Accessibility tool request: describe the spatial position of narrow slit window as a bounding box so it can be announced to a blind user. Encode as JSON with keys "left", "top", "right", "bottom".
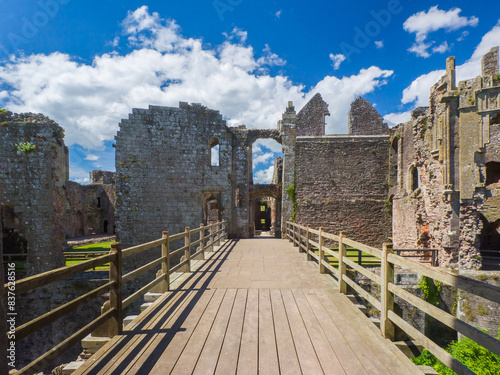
{"left": 210, "top": 138, "right": 220, "bottom": 167}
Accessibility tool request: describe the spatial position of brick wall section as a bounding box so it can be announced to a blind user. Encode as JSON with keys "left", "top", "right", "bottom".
{"left": 0, "top": 112, "right": 68, "bottom": 274}
{"left": 348, "top": 97, "right": 389, "bottom": 136}
{"left": 294, "top": 136, "right": 391, "bottom": 247}
{"left": 295, "top": 93, "right": 329, "bottom": 136}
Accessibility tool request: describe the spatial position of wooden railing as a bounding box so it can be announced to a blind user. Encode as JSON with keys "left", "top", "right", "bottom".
{"left": 3, "top": 221, "right": 227, "bottom": 375}
{"left": 285, "top": 221, "right": 500, "bottom": 375}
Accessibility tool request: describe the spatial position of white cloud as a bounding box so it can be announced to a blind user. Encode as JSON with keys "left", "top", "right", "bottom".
{"left": 253, "top": 152, "right": 274, "bottom": 168}
{"left": 404, "top": 6, "right": 478, "bottom": 58}
{"left": 385, "top": 22, "right": 500, "bottom": 120}
{"left": 84, "top": 154, "right": 100, "bottom": 161}
{"left": 254, "top": 165, "right": 274, "bottom": 184}
{"left": 375, "top": 41, "right": 384, "bottom": 49}
{"left": 257, "top": 44, "right": 286, "bottom": 68}
{"left": 329, "top": 53, "right": 346, "bottom": 70}
{"left": 72, "top": 177, "right": 90, "bottom": 184}
{"left": 275, "top": 10, "right": 282, "bottom": 19}
{"left": 457, "top": 30, "right": 469, "bottom": 42}
{"left": 254, "top": 139, "right": 282, "bottom": 153}
{"left": 223, "top": 27, "right": 248, "bottom": 44}
{"left": 384, "top": 110, "right": 412, "bottom": 127}
{"left": 0, "top": 6, "right": 394, "bottom": 150}
{"left": 432, "top": 41, "right": 450, "bottom": 54}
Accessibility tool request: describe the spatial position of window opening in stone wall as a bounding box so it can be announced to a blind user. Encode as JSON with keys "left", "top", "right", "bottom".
{"left": 486, "top": 162, "right": 500, "bottom": 188}
{"left": 97, "top": 197, "right": 101, "bottom": 208}
{"left": 210, "top": 137, "right": 220, "bottom": 167}
{"left": 254, "top": 200, "right": 271, "bottom": 231}
{"left": 479, "top": 214, "right": 500, "bottom": 270}
{"left": 491, "top": 113, "right": 500, "bottom": 125}
{"left": 1, "top": 206, "right": 28, "bottom": 276}
{"left": 103, "top": 220, "right": 109, "bottom": 234}
{"left": 407, "top": 165, "right": 419, "bottom": 193}
{"left": 252, "top": 139, "right": 283, "bottom": 184}
{"left": 389, "top": 137, "right": 398, "bottom": 187}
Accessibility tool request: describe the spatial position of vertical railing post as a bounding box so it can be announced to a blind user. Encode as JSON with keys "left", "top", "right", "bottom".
{"left": 288, "top": 222, "right": 292, "bottom": 242}
{"left": 161, "top": 231, "right": 170, "bottom": 292}
{"left": 338, "top": 232, "right": 347, "bottom": 294}
{"left": 200, "top": 224, "right": 205, "bottom": 260}
{"left": 185, "top": 227, "right": 191, "bottom": 272}
{"left": 319, "top": 227, "right": 325, "bottom": 274}
{"left": 293, "top": 223, "right": 298, "bottom": 247}
{"left": 109, "top": 242, "right": 123, "bottom": 336}
{"left": 210, "top": 224, "right": 214, "bottom": 252}
{"left": 306, "top": 225, "right": 312, "bottom": 261}
{"left": 216, "top": 222, "right": 221, "bottom": 246}
{"left": 381, "top": 242, "right": 395, "bottom": 340}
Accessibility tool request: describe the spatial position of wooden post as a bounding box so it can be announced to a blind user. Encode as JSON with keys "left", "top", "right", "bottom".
{"left": 319, "top": 227, "right": 325, "bottom": 274}
{"left": 185, "top": 227, "right": 191, "bottom": 272}
{"left": 200, "top": 224, "right": 205, "bottom": 260}
{"left": 109, "top": 242, "right": 123, "bottom": 336}
{"left": 210, "top": 225, "right": 214, "bottom": 252}
{"left": 381, "top": 242, "right": 395, "bottom": 340}
{"left": 306, "top": 225, "right": 312, "bottom": 261}
{"left": 338, "top": 232, "right": 347, "bottom": 294}
{"left": 293, "top": 223, "right": 297, "bottom": 247}
{"left": 287, "top": 222, "right": 292, "bottom": 242}
{"left": 216, "top": 222, "right": 221, "bottom": 246}
{"left": 162, "top": 231, "right": 170, "bottom": 292}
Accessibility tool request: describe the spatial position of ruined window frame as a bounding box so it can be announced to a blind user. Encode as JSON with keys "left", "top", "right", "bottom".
{"left": 209, "top": 137, "right": 220, "bottom": 167}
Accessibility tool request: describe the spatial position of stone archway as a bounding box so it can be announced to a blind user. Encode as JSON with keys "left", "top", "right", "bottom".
{"left": 249, "top": 185, "right": 282, "bottom": 238}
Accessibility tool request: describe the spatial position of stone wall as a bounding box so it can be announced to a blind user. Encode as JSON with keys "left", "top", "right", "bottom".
{"left": 0, "top": 111, "right": 68, "bottom": 274}
{"left": 348, "top": 97, "right": 389, "bottom": 136}
{"left": 65, "top": 173, "right": 115, "bottom": 238}
{"left": 295, "top": 93, "right": 329, "bottom": 137}
{"left": 294, "top": 135, "right": 391, "bottom": 247}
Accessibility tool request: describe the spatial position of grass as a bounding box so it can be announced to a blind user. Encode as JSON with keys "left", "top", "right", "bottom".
{"left": 313, "top": 247, "right": 380, "bottom": 268}
{"left": 65, "top": 241, "right": 113, "bottom": 269}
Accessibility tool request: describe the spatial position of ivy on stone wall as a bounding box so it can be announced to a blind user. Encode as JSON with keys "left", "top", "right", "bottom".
{"left": 286, "top": 173, "right": 297, "bottom": 222}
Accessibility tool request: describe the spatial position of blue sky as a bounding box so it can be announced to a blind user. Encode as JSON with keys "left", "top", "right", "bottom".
{"left": 0, "top": 0, "right": 499, "bottom": 183}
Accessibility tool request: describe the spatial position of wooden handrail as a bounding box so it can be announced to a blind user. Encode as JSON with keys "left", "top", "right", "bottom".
{"left": 285, "top": 220, "right": 500, "bottom": 375}
{"left": 4, "top": 220, "right": 228, "bottom": 375}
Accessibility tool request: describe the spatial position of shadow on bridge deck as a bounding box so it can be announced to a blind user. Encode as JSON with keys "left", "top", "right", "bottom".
{"left": 74, "top": 238, "right": 421, "bottom": 375}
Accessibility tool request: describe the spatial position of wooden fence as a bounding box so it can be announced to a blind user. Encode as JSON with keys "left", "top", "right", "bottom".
{"left": 286, "top": 221, "right": 500, "bottom": 375}
{"left": 2, "top": 221, "right": 227, "bottom": 375}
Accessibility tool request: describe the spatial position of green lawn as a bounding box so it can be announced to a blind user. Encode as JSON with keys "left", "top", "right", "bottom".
{"left": 65, "top": 241, "right": 112, "bottom": 269}
{"left": 313, "top": 248, "right": 381, "bottom": 268}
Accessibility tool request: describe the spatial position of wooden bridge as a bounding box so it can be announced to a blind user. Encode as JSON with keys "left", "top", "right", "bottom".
{"left": 4, "top": 222, "right": 500, "bottom": 375}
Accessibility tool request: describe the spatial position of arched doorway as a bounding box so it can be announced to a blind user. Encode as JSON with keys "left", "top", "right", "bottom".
{"left": 249, "top": 186, "right": 282, "bottom": 238}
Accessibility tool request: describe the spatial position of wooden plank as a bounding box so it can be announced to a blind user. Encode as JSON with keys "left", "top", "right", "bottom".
{"left": 302, "top": 290, "right": 368, "bottom": 375}
{"left": 170, "top": 259, "right": 189, "bottom": 273}
{"left": 17, "top": 308, "right": 115, "bottom": 375}
{"left": 16, "top": 281, "right": 113, "bottom": 342}
{"left": 77, "top": 287, "right": 196, "bottom": 374}
{"left": 292, "top": 289, "right": 347, "bottom": 374}
{"left": 388, "top": 311, "right": 475, "bottom": 375}
{"left": 387, "top": 253, "right": 500, "bottom": 305}
{"left": 95, "top": 289, "right": 197, "bottom": 375}
{"left": 322, "top": 260, "right": 340, "bottom": 279}
{"left": 322, "top": 246, "right": 340, "bottom": 260}
{"left": 322, "top": 231, "right": 340, "bottom": 242}
{"left": 169, "top": 245, "right": 189, "bottom": 258}
{"left": 169, "top": 289, "right": 227, "bottom": 375}
{"left": 122, "top": 289, "right": 216, "bottom": 375}
{"left": 215, "top": 289, "right": 248, "bottom": 375}
{"left": 258, "top": 289, "right": 280, "bottom": 375}
{"left": 168, "top": 232, "right": 188, "bottom": 242}
{"left": 281, "top": 289, "right": 324, "bottom": 375}
{"left": 269, "top": 290, "right": 301, "bottom": 375}
{"left": 237, "top": 289, "right": 259, "bottom": 375}
{"left": 335, "top": 292, "right": 423, "bottom": 375}
{"left": 4, "top": 253, "right": 114, "bottom": 298}
{"left": 192, "top": 289, "right": 238, "bottom": 375}
{"left": 327, "top": 290, "right": 423, "bottom": 375}
{"left": 342, "top": 238, "right": 382, "bottom": 258}
{"left": 122, "top": 238, "right": 165, "bottom": 259}
{"left": 122, "top": 256, "right": 165, "bottom": 284}
{"left": 313, "top": 290, "right": 391, "bottom": 375}
{"left": 389, "top": 283, "right": 500, "bottom": 356}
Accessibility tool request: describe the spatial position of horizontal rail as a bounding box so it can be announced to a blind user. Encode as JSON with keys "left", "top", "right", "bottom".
{"left": 387, "top": 253, "right": 500, "bottom": 305}
{"left": 169, "top": 232, "right": 188, "bottom": 242}
{"left": 343, "top": 275, "right": 382, "bottom": 311}
{"left": 342, "top": 237, "right": 382, "bottom": 258}
{"left": 170, "top": 245, "right": 189, "bottom": 258}
{"left": 122, "top": 238, "right": 165, "bottom": 258}
{"left": 122, "top": 257, "right": 166, "bottom": 284}
{"left": 343, "top": 256, "right": 381, "bottom": 284}
{"left": 322, "top": 231, "right": 339, "bottom": 242}
{"left": 17, "top": 308, "right": 116, "bottom": 375}
{"left": 15, "top": 281, "right": 114, "bottom": 342}
{"left": 170, "top": 259, "right": 190, "bottom": 273}
{"left": 3, "top": 253, "right": 115, "bottom": 298}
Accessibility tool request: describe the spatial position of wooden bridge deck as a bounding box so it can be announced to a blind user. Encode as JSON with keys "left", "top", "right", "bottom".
{"left": 74, "top": 238, "right": 422, "bottom": 375}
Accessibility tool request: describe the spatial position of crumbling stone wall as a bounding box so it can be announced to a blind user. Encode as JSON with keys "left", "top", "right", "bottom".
{"left": 65, "top": 172, "right": 115, "bottom": 238}
{"left": 295, "top": 93, "right": 330, "bottom": 136}
{"left": 115, "top": 103, "right": 246, "bottom": 251}
{"left": 348, "top": 97, "right": 389, "bottom": 136}
{"left": 0, "top": 111, "right": 68, "bottom": 274}
{"left": 294, "top": 135, "right": 391, "bottom": 247}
